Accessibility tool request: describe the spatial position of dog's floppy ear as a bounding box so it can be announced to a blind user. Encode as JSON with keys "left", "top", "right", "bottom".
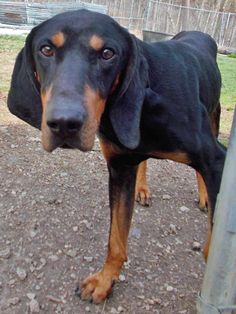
{"left": 7, "top": 28, "right": 42, "bottom": 129}
{"left": 109, "top": 36, "right": 148, "bottom": 149}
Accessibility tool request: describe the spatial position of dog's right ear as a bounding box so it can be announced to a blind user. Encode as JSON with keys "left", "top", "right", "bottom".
{"left": 7, "top": 29, "right": 42, "bottom": 129}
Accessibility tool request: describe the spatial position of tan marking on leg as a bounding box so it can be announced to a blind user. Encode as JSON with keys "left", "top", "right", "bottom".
{"left": 80, "top": 139, "right": 134, "bottom": 303}
{"left": 203, "top": 206, "right": 212, "bottom": 261}
{"left": 196, "top": 171, "right": 208, "bottom": 210}
{"left": 80, "top": 194, "right": 131, "bottom": 303}
{"left": 105, "top": 195, "right": 129, "bottom": 272}
{"left": 51, "top": 32, "right": 65, "bottom": 48}
{"left": 89, "top": 35, "right": 104, "bottom": 50}
{"left": 135, "top": 160, "right": 151, "bottom": 206}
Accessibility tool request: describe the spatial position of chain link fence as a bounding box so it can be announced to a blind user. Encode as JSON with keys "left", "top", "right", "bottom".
{"left": 145, "top": 1, "right": 236, "bottom": 50}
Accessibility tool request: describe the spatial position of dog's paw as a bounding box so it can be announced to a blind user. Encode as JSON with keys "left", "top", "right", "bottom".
{"left": 197, "top": 198, "right": 208, "bottom": 212}
{"left": 135, "top": 185, "right": 151, "bottom": 206}
{"left": 76, "top": 271, "right": 116, "bottom": 303}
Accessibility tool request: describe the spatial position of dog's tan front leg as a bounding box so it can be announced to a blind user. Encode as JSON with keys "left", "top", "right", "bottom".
{"left": 78, "top": 139, "right": 137, "bottom": 303}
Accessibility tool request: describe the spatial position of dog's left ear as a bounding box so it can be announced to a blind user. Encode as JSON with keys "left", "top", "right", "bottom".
{"left": 7, "top": 28, "right": 42, "bottom": 129}
{"left": 109, "top": 35, "right": 148, "bottom": 149}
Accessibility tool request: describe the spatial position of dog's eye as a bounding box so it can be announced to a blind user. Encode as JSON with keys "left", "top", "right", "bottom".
{"left": 40, "top": 45, "right": 54, "bottom": 57}
{"left": 101, "top": 48, "right": 114, "bottom": 60}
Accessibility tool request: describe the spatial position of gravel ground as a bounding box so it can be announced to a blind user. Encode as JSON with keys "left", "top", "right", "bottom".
{"left": 0, "top": 105, "right": 207, "bottom": 313}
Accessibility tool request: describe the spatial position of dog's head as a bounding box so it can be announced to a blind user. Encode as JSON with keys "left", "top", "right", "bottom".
{"left": 8, "top": 9, "right": 148, "bottom": 151}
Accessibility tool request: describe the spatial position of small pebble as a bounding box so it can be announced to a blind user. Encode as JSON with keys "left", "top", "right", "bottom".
{"left": 30, "top": 266, "right": 35, "bottom": 273}
{"left": 169, "top": 224, "right": 177, "bottom": 234}
{"left": 30, "top": 230, "right": 37, "bottom": 238}
{"left": 166, "top": 285, "right": 174, "bottom": 292}
{"left": 192, "top": 241, "right": 201, "bottom": 251}
{"left": 0, "top": 247, "right": 11, "bottom": 259}
{"left": 130, "top": 227, "right": 141, "bottom": 239}
{"left": 65, "top": 249, "right": 77, "bottom": 258}
{"left": 70, "top": 273, "right": 77, "bottom": 279}
{"left": 29, "top": 299, "right": 40, "bottom": 313}
{"left": 119, "top": 274, "right": 126, "bottom": 282}
{"left": 83, "top": 256, "right": 93, "bottom": 262}
{"left": 28, "top": 137, "right": 41, "bottom": 142}
{"left": 153, "top": 298, "right": 162, "bottom": 304}
{"left": 192, "top": 272, "right": 199, "bottom": 279}
{"left": 60, "top": 172, "right": 68, "bottom": 177}
{"left": 163, "top": 194, "right": 171, "bottom": 200}
{"left": 48, "top": 255, "right": 59, "bottom": 262}
{"left": 8, "top": 297, "right": 20, "bottom": 306}
{"left": 180, "top": 206, "right": 190, "bottom": 212}
{"left": 80, "top": 220, "right": 92, "bottom": 229}
{"left": 16, "top": 267, "right": 27, "bottom": 280}
{"left": 9, "top": 279, "right": 16, "bottom": 286}
{"left": 27, "top": 293, "right": 36, "bottom": 300}
{"left": 118, "top": 306, "right": 124, "bottom": 312}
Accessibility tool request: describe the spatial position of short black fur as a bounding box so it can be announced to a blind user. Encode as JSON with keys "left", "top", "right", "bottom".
{"left": 7, "top": 9, "right": 226, "bottom": 302}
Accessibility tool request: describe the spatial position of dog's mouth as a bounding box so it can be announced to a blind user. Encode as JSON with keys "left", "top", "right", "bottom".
{"left": 60, "top": 143, "right": 75, "bottom": 149}
{"left": 59, "top": 138, "right": 88, "bottom": 150}
{"left": 41, "top": 127, "right": 96, "bottom": 153}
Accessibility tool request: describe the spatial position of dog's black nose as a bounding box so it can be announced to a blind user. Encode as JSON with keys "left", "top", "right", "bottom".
{"left": 47, "top": 117, "right": 83, "bottom": 137}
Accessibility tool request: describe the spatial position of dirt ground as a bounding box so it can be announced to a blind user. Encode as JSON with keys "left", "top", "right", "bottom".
{"left": 0, "top": 96, "right": 210, "bottom": 314}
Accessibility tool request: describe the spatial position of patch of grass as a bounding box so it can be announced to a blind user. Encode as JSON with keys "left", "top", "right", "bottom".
{"left": 219, "top": 138, "right": 228, "bottom": 148}
{"left": 0, "top": 35, "right": 25, "bottom": 94}
{"left": 218, "top": 54, "right": 236, "bottom": 111}
{"left": 0, "top": 35, "right": 25, "bottom": 53}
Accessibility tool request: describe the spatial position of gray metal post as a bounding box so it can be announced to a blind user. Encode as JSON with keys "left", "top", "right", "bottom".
{"left": 197, "top": 107, "right": 236, "bottom": 314}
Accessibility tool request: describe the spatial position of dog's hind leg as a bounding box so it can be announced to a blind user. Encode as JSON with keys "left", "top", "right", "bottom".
{"left": 195, "top": 141, "right": 226, "bottom": 260}
{"left": 196, "top": 102, "right": 222, "bottom": 211}
{"left": 196, "top": 171, "right": 208, "bottom": 211}
{"left": 135, "top": 160, "right": 151, "bottom": 206}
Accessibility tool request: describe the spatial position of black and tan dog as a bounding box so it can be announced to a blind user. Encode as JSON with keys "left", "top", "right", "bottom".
{"left": 8, "top": 9, "right": 226, "bottom": 303}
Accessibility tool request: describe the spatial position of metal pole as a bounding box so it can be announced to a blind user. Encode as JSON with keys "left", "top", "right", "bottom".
{"left": 197, "top": 107, "right": 236, "bottom": 314}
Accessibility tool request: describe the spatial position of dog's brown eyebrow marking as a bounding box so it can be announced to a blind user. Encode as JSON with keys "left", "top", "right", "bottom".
{"left": 51, "top": 32, "right": 65, "bottom": 48}
{"left": 89, "top": 35, "right": 104, "bottom": 50}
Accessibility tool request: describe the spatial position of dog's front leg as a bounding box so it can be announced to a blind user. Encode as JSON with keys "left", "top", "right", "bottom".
{"left": 78, "top": 141, "right": 137, "bottom": 303}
